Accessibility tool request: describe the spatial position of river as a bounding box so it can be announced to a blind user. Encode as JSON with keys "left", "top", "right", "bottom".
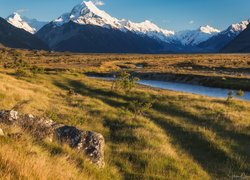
{"left": 90, "top": 77, "right": 250, "bottom": 101}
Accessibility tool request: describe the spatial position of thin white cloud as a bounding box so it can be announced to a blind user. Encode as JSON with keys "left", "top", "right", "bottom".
{"left": 16, "top": 9, "right": 28, "bottom": 13}
{"left": 92, "top": 0, "right": 105, "bottom": 6}
{"left": 189, "top": 20, "right": 194, "bottom": 25}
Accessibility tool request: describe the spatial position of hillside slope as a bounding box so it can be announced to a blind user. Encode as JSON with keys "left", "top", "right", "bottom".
{"left": 0, "top": 50, "right": 249, "bottom": 179}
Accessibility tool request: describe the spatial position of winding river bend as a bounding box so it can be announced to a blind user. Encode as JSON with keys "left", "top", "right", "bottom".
{"left": 90, "top": 77, "right": 250, "bottom": 101}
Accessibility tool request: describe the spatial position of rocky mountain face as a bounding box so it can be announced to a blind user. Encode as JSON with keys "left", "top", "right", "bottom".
{"left": 0, "top": 17, "right": 49, "bottom": 50}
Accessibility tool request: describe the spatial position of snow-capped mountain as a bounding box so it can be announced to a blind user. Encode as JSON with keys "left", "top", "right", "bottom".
{"left": 6, "top": 12, "right": 36, "bottom": 34}
{"left": 53, "top": 1, "right": 174, "bottom": 42}
{"left": 221, "top": 23, "right": 250, "bottom": 53}
{"left": 0, "top": 17, "right": 48, "bottom": 50}
{"left": 175, "top": 25, "right": 220, "bottom": 46}
{"left": 221, "top": 20, "right": 250, "bottom": 37}
{"left": 6, "top": 12, "right": 48, "bottom": 34}
{"left": 119, "top": 19, "right": 174, "bottom": 42}
{"left": 199, "top": 20, "right": 250, "bottom": 52}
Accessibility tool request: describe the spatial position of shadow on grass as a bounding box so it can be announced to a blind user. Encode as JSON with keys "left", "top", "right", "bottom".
{"left": 153, "top": 102, "right": 250, "bottom": 148}
{"left": 147, "top": 112, "right": 240, "bottom": 177}
{"left": 103, "top": 119, "right": 140, "bottom": 144}
{"left": 53, "top": 79, "right": 130, "bottom": 109}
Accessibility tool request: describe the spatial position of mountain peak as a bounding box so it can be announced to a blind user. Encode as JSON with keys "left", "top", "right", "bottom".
{"left": 70, "top": 1, "right": 116, "bottom": 23}
{"left": 228, "top": 20, "right": 250, "bottom": 33}
{"left": 198, "top": 25, "right": 220, "bottom": 34}
{"left": 7, "top": 12, "right": 22, "bottom": 21}
{"left": 6, "top": 12, "right": 36, "bottom": 34}
{"left": 6, "top": 13, "right": 48, "bottom": 34}
{"left": 71, "top": 1, "right": 104, "bottom": 18}
{"left": 54, "top": 1, "right": 118, "bottom": 28}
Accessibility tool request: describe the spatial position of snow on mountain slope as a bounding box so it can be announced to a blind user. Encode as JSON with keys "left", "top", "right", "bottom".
{"left": 6, "top": 12, "right": 36, "bottom": 34}
{"left": 6, "top": 12, "right": 48, "bottom": 34}
{"left": 175, "top": 25, "right": 220, "bottom": 46}
{"left": 221, "top": 20, "right": 250, "bottom": 37}
{"left": 119, "top": 20, "right": 174, "bottom": 42}
{"left": 53, "top": 1, "right": 174, "bottom": 42}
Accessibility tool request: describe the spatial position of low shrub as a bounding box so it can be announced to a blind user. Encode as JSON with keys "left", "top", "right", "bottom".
{"left": 112, "top": 71, "right": 139, "bottom": 93}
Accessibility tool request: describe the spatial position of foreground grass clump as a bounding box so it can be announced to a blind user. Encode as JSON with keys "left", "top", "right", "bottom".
{"left": 0, "top": 69, "right": 249, "bottom": 179}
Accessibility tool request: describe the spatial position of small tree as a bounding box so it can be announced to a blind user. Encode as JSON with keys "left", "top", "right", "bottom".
{"left": 226, "top": 90, "right": 245, "bottom": 103}
{"left": 226, "top": 91, "right": 234, "bottom": 102}
{"left": 112, "top": 71, "right": 139, "bottom": 93}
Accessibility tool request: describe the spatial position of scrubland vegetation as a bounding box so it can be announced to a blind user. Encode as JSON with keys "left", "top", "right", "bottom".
{"left": 0, "top": 48, "right": 249, "bottom": 179}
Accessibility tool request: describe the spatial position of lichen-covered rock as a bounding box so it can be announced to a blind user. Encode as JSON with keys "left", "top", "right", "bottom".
{"left": 0, "top": 110, "right": 18, "bottom": 124}
{"left": 18, "top": 115, "right": 55, "bottom": 140}
{"left": 0, "top": 110, "right": 105, "bottom": 167}
{"left": 54, "top": 126, "right": 105, "bottom": 167}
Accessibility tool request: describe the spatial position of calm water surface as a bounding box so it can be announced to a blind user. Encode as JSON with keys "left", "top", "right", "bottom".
{"left": 90, "top": 77, "right": 250, "bottom": 101}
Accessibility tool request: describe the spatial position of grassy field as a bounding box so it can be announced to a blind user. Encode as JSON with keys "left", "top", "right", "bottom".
{"left": 0, "top": 48, "right": 250, "bottom": 179}
{"left": 1, "top": 48, "right": 249, "bottom": 90}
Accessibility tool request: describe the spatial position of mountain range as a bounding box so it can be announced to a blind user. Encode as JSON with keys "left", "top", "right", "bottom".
{"left": 1, "top": 1, "right": 250, "bottom": 53}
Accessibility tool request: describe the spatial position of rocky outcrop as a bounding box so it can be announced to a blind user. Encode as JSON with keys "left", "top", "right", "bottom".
{"left": 0, "top": 110, "right": 105, "bottom": 167}
{"left": 54, "top": 126, "right": 105, "bottom": 167}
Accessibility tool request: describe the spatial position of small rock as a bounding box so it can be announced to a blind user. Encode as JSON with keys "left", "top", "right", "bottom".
{"left": 28, "top": 114, "right": 35, "bottom": 119}
{"left": 0, "top": 128, "right": 5, "bottom": 136}
{"left": 10, "top": 110, "right": 18, "bottom": 121}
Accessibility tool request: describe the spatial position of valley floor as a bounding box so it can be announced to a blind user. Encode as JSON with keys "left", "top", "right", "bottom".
{"left": 0, "top": 49, "right": 250, "bottom": 179}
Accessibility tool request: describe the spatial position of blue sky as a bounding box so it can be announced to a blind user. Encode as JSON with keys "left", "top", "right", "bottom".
{"left": 0, "top": 0, "right": 249, "bottom": 31}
